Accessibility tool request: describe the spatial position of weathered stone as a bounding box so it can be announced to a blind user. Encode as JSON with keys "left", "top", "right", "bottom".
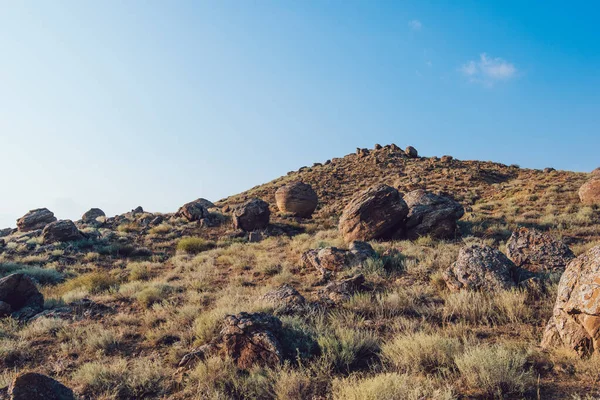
{"left": 591, "top": 168, "right": 600, "bottom": 177}
{"left": 349, "top": 241, "right": 376, "bottom": 262}
{"left": 338, "top": 185, "right": 408, "bottom": 242}
{"left": 441, "top": 155, "right": 453, "bottom": 163}
{"left": 544, "top": 167, "right": 556, "bottom": 173}
{"left": 405, "top": 146, "right": 418, "bottom": 158}
{"left": 233, "top": 199, "right": 270, "bottom": 231}
{"left": 302, "top": 247, "right": 353, "bottom": 279}
{"left": 262, "top": 284, "right": 306, "bottom": 310}
{"left": 541, "top": 246, "right": 600, "bottom": 356}
{"left": 81, "top": 208, "right": 105, "bottom": 223}
{"left": 443, "top": 244, "right": 516, "bottom": 292}
{"left": 16, "top": 208, "right": 57, "bottom": 232}
{"left": 579, "top": 179, "right": 600, "bottom": 205}
{"left": 0, "top": 228, "right": 13, "bottom": 238}
{"left": 9, "top": 372, "right": 75, "bottom": 400}
{"left": 176, "top": 199, "right": 209, "bottom": 222}
{"left": 0, "top": 273, "right": 44, "bottom": 317}
{"left": 506, "top": 227, "right": 574, "bottom": 274}
{"left": 42, "top": 220, "right": 82, "bottom": 243}
{"left": 318, "top": 274, "right": 367, "bottom": 303}
{"left": 403, "top": 190, "right": 464, "bottom": 240}
{"left": 275, "top": 182, "right": 318, "bottom": 217}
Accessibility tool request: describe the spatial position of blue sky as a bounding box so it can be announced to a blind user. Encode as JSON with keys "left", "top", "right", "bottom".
{"left": 1, "top": 1, "right": 598, "bottom": 227}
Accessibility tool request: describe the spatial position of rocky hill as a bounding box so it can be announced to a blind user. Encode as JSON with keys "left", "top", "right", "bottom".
{"left": 0, "top": 144, "right": 599, "bottom": 400}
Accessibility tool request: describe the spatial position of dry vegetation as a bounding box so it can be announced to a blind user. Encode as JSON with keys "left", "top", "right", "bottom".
{"left": 0, "top": 148, "right": 599, "bottom": 399}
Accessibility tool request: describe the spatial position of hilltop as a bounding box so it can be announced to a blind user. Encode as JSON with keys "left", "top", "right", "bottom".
{"left": 0, "top": 144, "right": 599, "bottom": 400}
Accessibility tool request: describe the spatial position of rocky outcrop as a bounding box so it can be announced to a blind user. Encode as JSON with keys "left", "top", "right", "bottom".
{"left": 591, "top": 168, "right": 600, "bottom": 177}
{"left": 81, "top": 208, "right": 105, "bottom": 223}
{"left": 443, "top": 244, "right": 516, "bottom": 292}
{"left": 405, "top": 146, "right": 418, "bottom": 158}
{"left": 176, "top": 199, "right": 209, "bottom": 222}
{"left": 338, "top": 185, "right": 408, "bottom": 242}
{"left": 8, "top": 372, "right": 75, "bottom": 400}
{"left": 262, "top": 284, "right": 306, "bottom": 311}
{"left": 506, "top": 227, "right": 574, "bottom": 274}
{"left": 16, "top": 208, "right": 57, "bottom": 232}
{"left": 541, "top": 246, "right": 600, "bottom": 356}
{"left": 579, "top": 179, "right": 600, "bottom": 205}
{"left": 179, "top": 312, "right": 283, "bottom": 370}
{"left": 275, "top": 182, "right": 318, "bottom": 218}
{"left": 42, "top": 220, "right": 83, "bottom": 243}
{"left": 0, "top": 273, "right": 44, "bottom": 318}
{"left": 233, "top": 199, "right": 270, "bottom": 231}
{"left": 403, "top": 190, "right": 464, "bottom": 240}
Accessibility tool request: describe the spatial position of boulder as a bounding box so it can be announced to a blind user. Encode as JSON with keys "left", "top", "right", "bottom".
{"left": 318, "top": 274, "right": 368, "bottom": 303}
{"left": 544, "top": 167, "right": 556, "bottom": 173}
{"left": 541, "top": 246, "right": 600, "bottom": 356}
{"left": 132, "top": 206, "right": 144, "bottom": 214}
{"left": 16, "top": 208, "right": 57, "bottom": 232}
{"left": 8, "top": 372, "right": 75, "bottom": 400}
{"left": 262, "top": 284, "right": 306, "bottom": 310}
{"left": 349, "top": 241, "right": 376, "bottom": 262}
{"left": 42, "top": 220, "right": 82, "bottom": 243}
{"left": 302, "top": 247, "right": 354, "bottom": 278}
{"left": 405, "top": 146, "right": 418, "bottom": 158}
{"left": 176, "top": 199, "right": 209, "bottom": 222}
{"left": 579, "top": 179, "right": 600, "bottom": 205}
{"left": 0, "top": 273, "right": 44, "bottom": 318}
{"left": 591, "top": 168, "right": 600, "bottom": 177}
{"left": 233, "top": 199, "right": 270, "bottom": 231}
{"left": 403, "top": 190, "right": 464, "bottom": 240}
{"left": 0, "top": 228, "right": 13, "bottom": 238}
{"left": 81, "top": 208, "right": 105, "bottom": 223}
{"left": 275, "top": 182, "right": 318, "bottom": 218}
{"left": 441, "top": 155, "right": 453, "bottom": 163}
{"left": 506, "top": 227, "right": 574, "bottom": 274}
{"left": 338, "top": 185, "right": 408, "bottom": 242}
{"left": 443, "top": 244, "right": 516, "bottom": 292}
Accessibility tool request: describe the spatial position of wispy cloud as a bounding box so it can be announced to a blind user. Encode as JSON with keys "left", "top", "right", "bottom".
{"left": 460, "top": 53, "right": 517, "bottom": 86}
{"left": 408, "top": 19, "right": 422, "bottom": 31}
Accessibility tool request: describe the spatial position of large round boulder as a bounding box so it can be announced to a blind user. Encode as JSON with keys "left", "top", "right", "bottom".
{"left": 16, "top": 208, "right": 57, "bottom": 232}
{"left": 233, "top": 199, "right": 270, "bottom": 231}
{"left": 506, "top": 227, "right": 574, "bottom": 274}
{"left": 275, "top": 182, "right": 318, "bottom": 217}
{"left": 42, "top": 220, "right": 83, "bottom": 243}
{"left": 579, "top": 179, "right": 600, "bottom": 205}
{"left": 9, "top": 372, "right": 75, "bottom": 400}
{"left": 403, "top": 190, "right": 464, "bottom": 240}
{"left": 338, "top": 185, "right": 408, "bottom": 242}
{"left": 541, "top": 246, "right": 600, "bottom": 356}
{"left": 176, "top": 199, "right": 209, "bottom": 222}
{"left": 0, "top": 273, "right": 44, "bottom": 317}
{"left": 81, "top": 208, "right": 105, "bottom": 223}
{"left": 443, "top": 244, "right": 516, "bottom": 292}
{"left": 405, "top": 146, "right": 418, "bottom": 158}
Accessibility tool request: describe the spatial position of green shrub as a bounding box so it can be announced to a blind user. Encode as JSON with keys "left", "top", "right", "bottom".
{"left": 455, "top": 344, "right": 534, "bottom": 398}
{"left": 381, "top": 332, "right": 462, "bottom": 374}
{"left": 0, "top": 263, "right": 64, "bottom": 285}
{"left": 60, "top": 272, "right": 119, "bottom": 295}
{"left": 317, "top": 327, "right": 379, "bottom": 373}
{"left": 332, "top": 373, "right": 455, "bottom": 400}
{"left": 177, "top": 237, "right": 215, "bottom": 254}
